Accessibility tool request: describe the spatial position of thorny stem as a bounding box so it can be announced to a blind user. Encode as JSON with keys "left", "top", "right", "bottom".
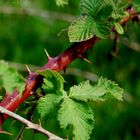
{"left": 0, "top": 7, "right": 139, "bottom": 134}
{"left": 0, "top": 36, "right": 99, "bottom": 129}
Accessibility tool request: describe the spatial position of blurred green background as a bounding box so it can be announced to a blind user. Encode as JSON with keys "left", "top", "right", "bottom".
{"left": 0, "top": 0, "right": 140, "bottom": 140}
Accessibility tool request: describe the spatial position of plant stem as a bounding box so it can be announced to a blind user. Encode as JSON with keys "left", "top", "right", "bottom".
{"left": 0, "top": 106, "right": 64, "bottom": 140}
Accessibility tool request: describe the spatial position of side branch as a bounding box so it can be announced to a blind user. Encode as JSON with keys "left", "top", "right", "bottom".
{"left": 0, "top": 106, "right": 64, "bottom": 140}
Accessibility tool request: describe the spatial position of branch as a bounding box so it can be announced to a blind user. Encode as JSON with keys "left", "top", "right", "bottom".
{"left": 0, "top": 8, "right": 139, "bottom": 129}
{"left": 0, "top": 106, "right": 64, "bottom": 140}
{"left": 0, "top": 37, "right": 99, "bottom": 128}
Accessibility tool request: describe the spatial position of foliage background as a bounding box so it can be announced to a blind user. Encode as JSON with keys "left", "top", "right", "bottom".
{"left": 0, "top": 0, "right": 140, "bottom": 140}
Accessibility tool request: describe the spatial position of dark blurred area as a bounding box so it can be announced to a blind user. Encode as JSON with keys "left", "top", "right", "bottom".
{"left": 0, "top": 0, "right": 140, "bottom": 140}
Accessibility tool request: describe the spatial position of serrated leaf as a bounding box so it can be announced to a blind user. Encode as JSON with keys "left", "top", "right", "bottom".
{"left": 37, "top": 94, "right": 62, "bottom": 119}
{"left": 68, "top": 16, "right": 111, "bottom": 42}
{"left": 68, "top": 16, "right": 95, "bottom": 42}
{"left": 110, "top": 0, "right": 131, "bottom": 19}
{"left": 0, "top": 60, "right": 25, "bottom": 95}
{"left": 68, "top": 0, "right": 114, "bottom": 42}
{"left": 81, "top": 0, "right": 102, "bottom": 17}
{"left": 114, "top": 22, "right": 124, "bottom": 35}
{"left": 55, "top": 0, "right": 68, "bottom": 6}
{"left": 69, "top": 77, "right": 123, "bottom": 102}
{"left": 37, "top": 70, "right": 64, "bottom": 94}
{"left": 81, "top": 0, "right": 113, "bottom": 18}
{"left": 58, "top": 97, "right": 94, "bottom": 140}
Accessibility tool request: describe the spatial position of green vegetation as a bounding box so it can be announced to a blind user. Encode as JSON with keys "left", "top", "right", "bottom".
{"left": 0, "top": 0, "right": 140, "bottom": 140}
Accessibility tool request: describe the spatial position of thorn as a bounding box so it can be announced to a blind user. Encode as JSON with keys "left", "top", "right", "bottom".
{"left": 44, "top": 48, "right": 50, "bottom": 58}
{"left": 78, "top": 55, "right": 91, "bottom": 64}
{"left": 25, "top": 65, "right": 31, "bottom": 73}
{"left": 44, "top": 49, "right": 52, "bottom": 60}
{"left": 82, "top": 58, "right": 92, "bottom": 64}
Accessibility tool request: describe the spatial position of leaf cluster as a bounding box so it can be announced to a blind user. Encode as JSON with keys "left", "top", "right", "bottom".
{"left": 68, "top": 0, "right": 138, "bottom": 42}
{"left": 37, "top": 70, "right": 123, "bottom": 140}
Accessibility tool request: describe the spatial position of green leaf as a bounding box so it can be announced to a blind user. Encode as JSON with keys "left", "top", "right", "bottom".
{"left": 55, "top": 0, "right": 68, "bottom": 6}
{"left": 68, "top": 0, "right": 114, "bottom": 42}
{"left": 114, "top": 22, "right": 124, "bottom": 35}
{"left": 37, "top": 70, "right": 64, "bottom": 94}
{"left": 81, "top": 0, "right": 102, "bottom": 17}
{"left": 110, "top": 0, "right": 131, "bottom": 19}
{"left": 95, "top": 21, "right": 111, "bottom": 38}
{"left": 95, "top": 4, "right": 113, "bottom": 20}
{"left": 69, "top": 77, "right": 123, "bottom": 102}
{"left": 68, "top": 16, "right": 111, "bottom": 42}
{"left": 58, "top": 97, "right": 94, "bottom": 140}
{"left": 37, "top": 94, "right": 62, "bottom": 119}
{"left": 68, "top": 16, "right": 95, "bottom": 42}
{"left": 0, "top": 60, "right": 25, "bottom": 95}
{"left": 81, "top": 0, "right": 113, "bottom": 18}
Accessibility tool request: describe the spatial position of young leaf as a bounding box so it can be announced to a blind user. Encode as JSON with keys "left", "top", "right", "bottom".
{"left": 37, "top": 70, "right": 64, "bottom": 94}
{"left": 81, "top": 0, "right": 102, "bottom": 17}
{"left": 58, "top": 97, "right": 94, "bottom": 140}
{"left": 55, "top": 0, "right": 68, "bottom": 7}
{"left": 114, "top": 22, "right": 124, "bottom": 35}
{"left": 68, "top": 16, "right": 111, "bottom": 42}
{"left": 110, "top": 0, "right": 131, "bottom": 19}
{"left": 37, "top": 94, "right": 62, "bottom": 119}
{"left": 68, "top": 16, "right": 96, "bottom": 42}
{"left": 69, "top": 77, "right": 123, "bottom": 102}
{"left": 68, "top": 0, "right": 114, "bottom": 42}
{"left": 0, "top": 60, "right": 25, "bottom": 95}
{"left": 81, "top": 0, "right": 113, "bottom": 18}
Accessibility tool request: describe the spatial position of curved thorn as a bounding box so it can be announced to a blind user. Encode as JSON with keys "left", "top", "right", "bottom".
{"left": 25, "top": 65, "right": 31, "bottom": 73}
{"left": 82, "top": 58, "right": 92, "bottom": 64}
{"left": 44, "top": 49, "right": 52, "bottom": 60}
{"left": 78, "top": 55, "right": 91, "bottom": 64}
